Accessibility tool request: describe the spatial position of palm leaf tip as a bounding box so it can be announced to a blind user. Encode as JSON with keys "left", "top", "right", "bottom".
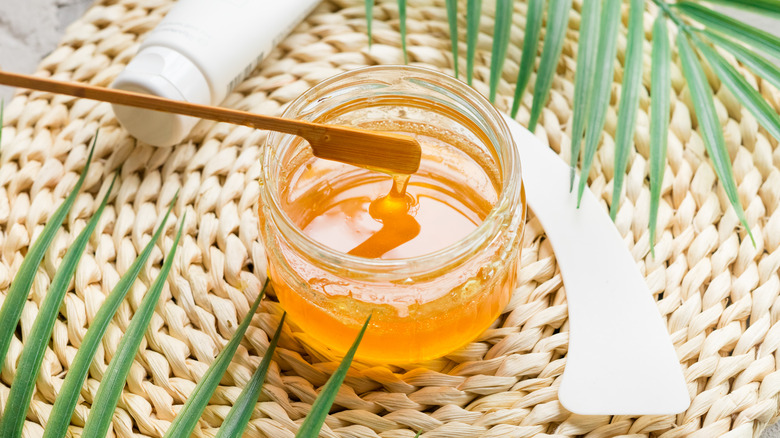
{"left": 567, "top": 0, "right": 602, "bottom": 191}
{"left": 398, "top": 0, "right": 408, "bottom": 64}
{"left": 81, "top": 214, "right": 185, "bottom": 438}
{"left": 0, "top": 132, "right": 98, "bottom": 367}
{"left": 164, "top": 279, "right": 269, "bottom": 438}
{"left": 610, "top": 0, "right": 645, "bottom": 221}
{"left": 216, "top": 311, "right": 286, "bottom": 438}
{"left": 692, "top": 38, "right": 778, "bottom": 248}
{"left": 648, "top": 12, "right": 671, "bottom": 255}
{"left": 528, "top": 0, "right": 572, "bottom": 132}
{"left": 510, "top": 0, "right": 543, "bottom": 119}
{"left": 575, "top": 0, "right": 622, "bottom": 207}
{"left": 44, "top": 193, "right": 177, "bottom": 438}
{"left": 295, "top": 315, "right": 371, "bottom": 438}
{"left": 489, "top": 0, "right": 513, "bottom": 103}
{"left": 676, "top": 32, "right": 755, "bottom": 246}
{"left": 0, "top": 174, "right": 116, "bottom": 438}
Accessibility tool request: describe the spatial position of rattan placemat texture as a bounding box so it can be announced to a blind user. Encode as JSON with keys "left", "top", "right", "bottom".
{"left": 1, "top": 0, "right": 779, "bottom": 436}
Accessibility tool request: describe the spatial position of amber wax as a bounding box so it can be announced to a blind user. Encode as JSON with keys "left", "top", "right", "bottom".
{"left": 259, "top": 66, "right": 525, "bottom": 363}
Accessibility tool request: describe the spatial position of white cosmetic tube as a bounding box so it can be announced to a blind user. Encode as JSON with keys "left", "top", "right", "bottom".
{"left": 112, "top": 0, "right": 321, "bottom": 147}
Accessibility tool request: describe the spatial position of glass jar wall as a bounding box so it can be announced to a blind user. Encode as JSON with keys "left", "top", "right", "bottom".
{"left": 258, "top": 66, "right": 525, "bottom": 363}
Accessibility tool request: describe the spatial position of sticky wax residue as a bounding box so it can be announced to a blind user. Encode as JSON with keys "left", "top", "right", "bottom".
{"left": 292, "top": 135, "right": 494, "bottom": 260}
{"left": 345, "top": 174, "right": 419, "bottom": 258}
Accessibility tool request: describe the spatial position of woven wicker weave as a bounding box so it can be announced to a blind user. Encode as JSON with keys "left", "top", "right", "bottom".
{"left": 1, "top": 0, "right": 779, "bottom": 436}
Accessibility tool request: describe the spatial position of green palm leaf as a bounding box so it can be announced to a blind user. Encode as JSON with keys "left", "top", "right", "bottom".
{"left": 0, "top": 175, "right": 115, "bottom": 438}
{"left": 295, "top": 316, "right": 371, "bottom": 438}
{"left": 215, "top": 313, "right": 286, "bottom": 438}
{"left": 489, "top": 0, "right": 513, "bottom": 102}
{"left": 398, "top": 0, "right": 408, "bottom": 64}
{"left": 677, "top": 32, "right": 754, "bottom": 243}
{"left": 366, "top": 0, "right": 373, "bottom": 47}
{"left": 702, "top": 29, "right": 780, "bottom": 91}
{"left": 0, "top": 134, "right": 96, "bottom": 367}
{"left": 694, "top": 37, "right": 780, "bottom": 143}
{"left": 466, "top": 0, "right": 482, "bottom": 85}
{"left": 446, "top": 0, "right": 459, "bottom": 78}
{"left": 610, "top": 0, "right": 645, "bottom": 220}
{"left": 510, "top": 0, "right": 544, "bottom": 118}
{"left": 675, "top": 2, "right": 780, "bottom": 61}
{"left": 528, "top": 0, "right": 572, "bottom": 131}
{"left": 164, "top": 281, "right": 269, "bottom": 437}
{"left": 693, "top": 0, "right": 780, "bottom": 19}
{"left": 576, "top": 0, "right": 621, "bottom": 205}
{"left": 43, "top": 194, "right": 177, "bottom": 438}
{"left": 81, "top": 216, "right": 185, "bottom": 438}
{"left": 648, "top": 13, "right": 671, "bottom": 255}
{"left": 567, "top": 0, "right": 601, "bottom": 189}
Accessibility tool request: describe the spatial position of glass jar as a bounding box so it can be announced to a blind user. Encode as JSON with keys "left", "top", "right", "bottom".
{"left": 258, "top": 66, "right": 525, "bottom": 363}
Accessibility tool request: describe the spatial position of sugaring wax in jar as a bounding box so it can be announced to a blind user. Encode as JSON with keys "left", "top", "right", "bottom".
{"left": 258, "top": 66, "right": 525, "bottom": 363}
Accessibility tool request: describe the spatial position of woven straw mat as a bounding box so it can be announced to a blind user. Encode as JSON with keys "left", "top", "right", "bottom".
{"left": 1, "top": 0, "right": 780, "bottom": 436}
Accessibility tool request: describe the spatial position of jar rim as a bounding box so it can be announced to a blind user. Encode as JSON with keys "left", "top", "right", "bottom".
{"left": 261, "top": 65, "right": 524, "bottom": 276}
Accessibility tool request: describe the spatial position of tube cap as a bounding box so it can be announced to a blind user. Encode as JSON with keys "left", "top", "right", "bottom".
{"left": 111, "top": 46, "right": 211, "bottom": 147}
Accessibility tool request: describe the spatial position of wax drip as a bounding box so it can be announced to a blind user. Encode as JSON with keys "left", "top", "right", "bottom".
{"left": 348, "top": 174, "right": 420, "bottom": 258}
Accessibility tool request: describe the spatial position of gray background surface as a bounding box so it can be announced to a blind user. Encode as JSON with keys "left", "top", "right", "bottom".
{"left": 0, "top": 0, "right": 94, "bottom": 100}
{"left": 0, "top": 1, "right": 778, "bottom": 436}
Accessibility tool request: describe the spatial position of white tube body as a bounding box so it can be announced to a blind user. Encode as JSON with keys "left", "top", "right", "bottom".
{"left": 145, "top": 0, "right": 318, "bottom": 104}
{"left": 112, "top": 0, "right": 321, "bottom": 146}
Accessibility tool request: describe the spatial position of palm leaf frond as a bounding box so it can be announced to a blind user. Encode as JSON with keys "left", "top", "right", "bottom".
{"left": 0, "top": 175, "right": 115, "bottom": 438}
{"left": 164, "top": 280, "right": 269, "bottom": 437}
{"left": 0, "top": 135, "right": 96, "bottom": 367}
{"left": 81, "top": 216, "right": 185, "bottom": 438}
{"left": 568, "top": 0, "right": 602, "bottom": 189}
{"left": 489, "top": 0, "right": 514, "bottom": 102}
{"left": 44, "top": 194, "right": 178, "bottom": 438}
{"left": 693, "top": 0, "right": 780, "bottom": 19}
{"left": 295, "top": 316, "right": 371, "bottom": 438}
{"left": 649, "top": 13, "right": 671, "bottom": 255}
{"left": 702, "top": 29, "right": 780, "bottom": 92}
{"left": 528, "top": 0, "right": 572, "bottom": 131}
{"left": 675, "top": 2, "right": 780, "bottom": 60}
{"left": 398, "top": 0, "right": 408, "bottom": 64}
{"left": 466, "top": 0, "right": 483, "bottom": 85}
{"left": 446, "top": 0, "right": 459, "bottom": 78}
{"left": 694, "top": 37, "right": 780, "bottom": 143}
{"left": 215, "top": 312, "right": 285, "bottom": 438}
{"left": 576, "top": 0, "right": 622, "bottom": 205}
{"left": 510, "top": 0, "right": 544, "bottom": 118}
{"left": 610, "top": 0, "right": 645, "bottom": 221}
{"left": 677, "top": 32, "right": 754, "bottom": 244}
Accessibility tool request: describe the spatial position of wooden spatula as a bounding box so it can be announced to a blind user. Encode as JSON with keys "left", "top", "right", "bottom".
{"left": 0, "top": 70, "right": 422, "bottom": 174}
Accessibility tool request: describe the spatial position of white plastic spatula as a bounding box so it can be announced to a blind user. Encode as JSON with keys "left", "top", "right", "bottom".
{"left": 503, "top": 115, "right": 690, "bottom": 415}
